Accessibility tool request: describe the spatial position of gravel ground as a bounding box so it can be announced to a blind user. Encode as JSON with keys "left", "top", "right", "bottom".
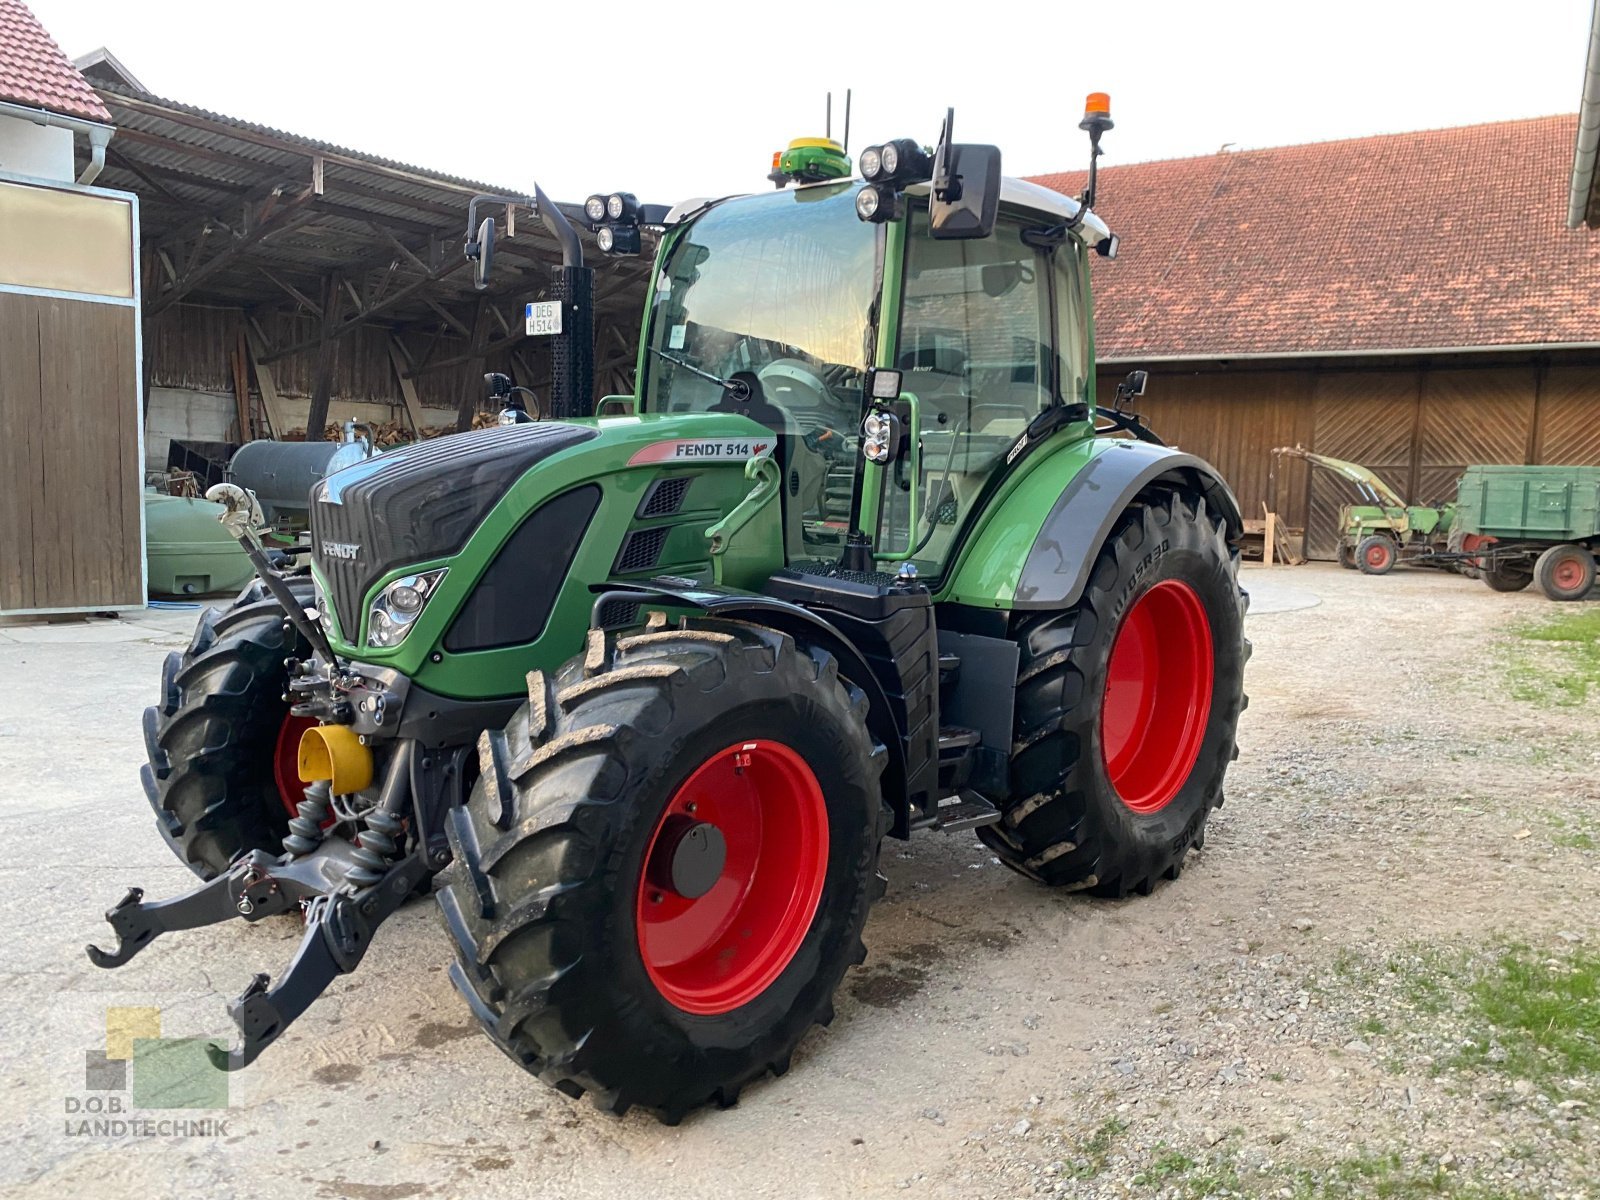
{"left": 1, "top": 562, "right": 1596, "bottom": 1199}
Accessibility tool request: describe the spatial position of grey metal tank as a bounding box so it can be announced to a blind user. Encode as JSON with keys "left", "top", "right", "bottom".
{"left": 228, "top": 424, "right": 376, "bottom": 525}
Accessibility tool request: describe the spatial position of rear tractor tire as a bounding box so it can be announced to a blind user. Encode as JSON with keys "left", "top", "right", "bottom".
{"left": 140, "top": 578, "right": 315, "bottom": 878}
{"left": 1535, "top": 544, "right": 1596, "bottom": 602}
{"left": 1355, "top": 534, "right": 1397, "bottom": 576}
{"left": 978, "top": 490, "right": 1248, "bottom": 898}
{"left": 437, "top": 619, "right": 886, "bottom": 1123}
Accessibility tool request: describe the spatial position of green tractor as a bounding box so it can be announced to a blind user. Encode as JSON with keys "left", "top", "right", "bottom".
{"left": 90, "top": 98, "right": 1248, "bottom": 1122}
{"left": 1274, "top": 446, "right": 1454, "bottom": 574}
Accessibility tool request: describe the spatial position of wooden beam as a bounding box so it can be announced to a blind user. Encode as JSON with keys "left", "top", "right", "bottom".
{"left": 455, "top": 298, "right": 492, "bottom": 432}
{"left": 259, "top": 267, "right": 322, "bottom": 316}
{"left": 231, "top": 326, "right": 253, "bottom": 442}
{"left": 243, "top": 319, "right": 290, "bottom": 437}
{"left": 422, "top": 296, "right": 471, "bottom": 338}
{"left": 148, "top": 186, "right": 318, "bottom": 314}
{"left": 305, "top": 274, "right": 348, "bottom": 440}
{"left": 388, "top": 337, "right": 428, "bottom": 437}
{"left": 258, "top": 255, "right": 470, "bottom": 363}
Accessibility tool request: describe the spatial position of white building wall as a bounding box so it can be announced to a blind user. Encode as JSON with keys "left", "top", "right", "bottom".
{"left": 0, "top": 114, "right": 74, "bottom": 182}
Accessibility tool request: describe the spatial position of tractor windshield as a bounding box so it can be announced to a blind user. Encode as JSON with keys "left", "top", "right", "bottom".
{"left": 641, "top": 181, "right": 876, "bottom": 437}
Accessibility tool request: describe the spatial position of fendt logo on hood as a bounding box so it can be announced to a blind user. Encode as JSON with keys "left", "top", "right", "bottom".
{"left": 320, "top": 541, "right": 360, "bottom": 561}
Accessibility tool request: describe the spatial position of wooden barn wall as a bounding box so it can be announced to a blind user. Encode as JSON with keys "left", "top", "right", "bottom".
{"left": 1096, "top": 355, "right": 1600, "bottom": 560}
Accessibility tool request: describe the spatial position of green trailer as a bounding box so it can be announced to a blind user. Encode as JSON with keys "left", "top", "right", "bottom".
{"left": 1454, "top": 465, "right": 1600, "bottom": 600}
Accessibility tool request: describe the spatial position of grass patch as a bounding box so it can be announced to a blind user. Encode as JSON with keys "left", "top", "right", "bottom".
{"left": 1455, "top": 945, "right": 1600, "bottom": 1088}
{"left": 1132, "top": 1145, "right": 1243, "bottom": 1197}
{"left": 1069, "top": 1116, "right": 1126, "bottom": 1180}
{"left": 1286, "top": 1150, "right": 1531, "bottom": 1199}
{"left": 1509, "top": 608, "right": 1600, "bottom": 705}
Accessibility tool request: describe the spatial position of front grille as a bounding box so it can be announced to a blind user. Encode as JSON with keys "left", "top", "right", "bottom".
{"left": 311, "top": 423, "right": 595, "bottom": 640}
{"left": 614, "top": 526, "right": 670, "bottom": 574}
{"left": 639, "top": 475, "right": 693, "bottom": 518}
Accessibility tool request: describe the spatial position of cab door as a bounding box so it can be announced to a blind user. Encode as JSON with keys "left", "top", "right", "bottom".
{"left": 876, "top": 205, "right": 1089, "bottom": 574}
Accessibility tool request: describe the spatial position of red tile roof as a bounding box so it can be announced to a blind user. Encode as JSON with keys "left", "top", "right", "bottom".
{"left": 0, "top": 0, "right": 110, "bottom": 124}
{"left": 1029, "top": 115, "right": 1600, "bottom": 360}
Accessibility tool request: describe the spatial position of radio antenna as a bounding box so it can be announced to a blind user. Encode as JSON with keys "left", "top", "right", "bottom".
{"left": 842, "top": 88, "right": 852, "bottom": 153}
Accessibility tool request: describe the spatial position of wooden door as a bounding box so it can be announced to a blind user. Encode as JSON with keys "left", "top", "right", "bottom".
{"left": 0, "top": 179, "right": 142, "bottom": 613}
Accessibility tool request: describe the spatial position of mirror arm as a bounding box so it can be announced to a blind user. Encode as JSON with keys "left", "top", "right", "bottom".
{"left": 463, "top": 187, "right": 584, "bottom": 270}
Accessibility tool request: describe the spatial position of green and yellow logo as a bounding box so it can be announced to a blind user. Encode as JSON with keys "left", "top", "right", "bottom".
{"left": 67, "top": 1007, "right": 230, "bottom": 1136}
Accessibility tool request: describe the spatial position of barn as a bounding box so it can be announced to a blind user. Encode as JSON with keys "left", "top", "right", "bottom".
{"left": 1032, "top": 115, "right": 1600, "bottom": 559}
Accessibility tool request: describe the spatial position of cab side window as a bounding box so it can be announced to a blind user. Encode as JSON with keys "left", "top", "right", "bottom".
{"left": 885, "top": 210, "right": 1054, "bottom": 571}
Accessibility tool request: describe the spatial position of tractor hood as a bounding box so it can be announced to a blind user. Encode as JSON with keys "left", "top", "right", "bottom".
{"left": 308, "top": 411, "right": 777, "bottom": 695}
{"left": 311, "top": 422, "right": 598, "bottom": 640}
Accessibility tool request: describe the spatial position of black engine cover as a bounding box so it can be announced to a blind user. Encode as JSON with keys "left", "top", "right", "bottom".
{"left": 309, "top": 423, "right": 596, "bottom": 640}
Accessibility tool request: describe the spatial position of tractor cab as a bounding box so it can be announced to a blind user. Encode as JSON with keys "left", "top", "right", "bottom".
{"left": 634, "top": 168, "right": 1107, "bottom": 581}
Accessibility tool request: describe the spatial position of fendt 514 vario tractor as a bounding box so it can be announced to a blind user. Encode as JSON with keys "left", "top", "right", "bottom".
{"left": 90, "top": 97, "right": 1248, "bottom": 1122}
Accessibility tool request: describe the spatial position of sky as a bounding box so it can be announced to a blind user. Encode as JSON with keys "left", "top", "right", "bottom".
{"left": 27, "top": 0, "right": 1598, "bottom": 204}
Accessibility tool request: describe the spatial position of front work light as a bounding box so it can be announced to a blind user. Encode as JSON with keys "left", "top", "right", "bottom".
{"left": 596, "top": 224, "right": 641, "bottom": 256}
{"left": 858, "top": 145, "right": 883, "bottom": 181}
{"left": 367, "top": 568, "right": 447, "bottom": 649}
{"left": 856, "top": 184, "right": 897, "bottom": 223}
{"left": 606, "top": 192, "right": 639, "bottom": 222}
{"left": 583, "top": 194, "right": 607, "bottom": 225}
{"left": 878, "top": 138, "right": 932, "bottom": 183}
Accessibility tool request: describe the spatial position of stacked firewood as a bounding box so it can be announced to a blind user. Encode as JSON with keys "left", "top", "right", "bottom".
{"left": 276, "top": 418, "right": 486, "bottom": 445}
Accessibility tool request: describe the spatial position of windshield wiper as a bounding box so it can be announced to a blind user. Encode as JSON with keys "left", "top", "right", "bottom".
{"left": 650, "top": 347, "right": 750, "bottom": 401}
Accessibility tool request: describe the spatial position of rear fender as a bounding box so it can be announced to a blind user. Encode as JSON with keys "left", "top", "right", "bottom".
{"left": 1012, "top": 441, "right": 1243, "bottom": 611}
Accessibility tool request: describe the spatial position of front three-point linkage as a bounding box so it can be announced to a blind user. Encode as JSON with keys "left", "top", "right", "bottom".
{"left": 87, "top": 743, "right": 425, "bottom": 1071}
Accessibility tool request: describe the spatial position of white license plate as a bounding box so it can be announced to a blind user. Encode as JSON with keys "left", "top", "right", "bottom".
{"left": 525, "top": 301, "right": 563, "bottom": 337}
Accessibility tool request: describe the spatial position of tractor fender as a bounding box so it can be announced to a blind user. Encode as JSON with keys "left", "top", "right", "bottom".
{"left": 595, "top": 582, "right": 911, "bottom": 831}
{"left": 1013, "top": 441, "right": 1242, "bottom": 611}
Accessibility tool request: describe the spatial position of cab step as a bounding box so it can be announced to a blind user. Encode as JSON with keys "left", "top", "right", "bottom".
{"left": 932, "top": 790, "right": 1002, "bottom": 833}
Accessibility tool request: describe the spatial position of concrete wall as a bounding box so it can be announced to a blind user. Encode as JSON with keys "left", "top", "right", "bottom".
{"left": 0, "top": 115, "right": 73, "bottom": 183}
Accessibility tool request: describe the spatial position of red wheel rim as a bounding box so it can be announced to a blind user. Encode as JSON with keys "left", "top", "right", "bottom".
{"left": 1365, "top": 541, "right": 1392, "bottom": 570}
{"left": 636, "top": 740, "right": 828, "bottom": 1015}
{"left": 1100, "top": 580, "right": 1215, "bottom": 814}
{"left": 273, "top": 713, "right": 318, "bottom": 816}
{"left": 1553, "top": 557, "right": 1587, "bottom": 591}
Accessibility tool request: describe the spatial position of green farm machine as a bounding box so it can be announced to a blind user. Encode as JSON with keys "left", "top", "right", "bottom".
{"left": 89, "top": 98, "right": 1249, "bottom": 1121}
{"left": 1278, "top": 447, "right": 1599, "bottom": 600}
{"left": 1273, "top": 447, "right": 1455, "bottom": 575}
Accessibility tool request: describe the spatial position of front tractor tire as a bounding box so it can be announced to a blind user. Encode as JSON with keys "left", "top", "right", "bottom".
{"left": 437, "top": 620, "right": 886, "bottom": 1123}
{"left": 979, "top": 491, "right": 1248, "bottom": 897}
{"left": 140, "top": 579, "right": 314, "bottom": 878}
{"left": 1356, "top": 534, "right": 1398, "bottom": 575}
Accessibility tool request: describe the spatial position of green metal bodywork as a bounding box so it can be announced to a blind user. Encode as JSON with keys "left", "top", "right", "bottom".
{"left": 320, "top": 182, "right": 1120, "bottom": 700}
{"left": 1455, "top": 465, "right": 1600, "bottom": 541}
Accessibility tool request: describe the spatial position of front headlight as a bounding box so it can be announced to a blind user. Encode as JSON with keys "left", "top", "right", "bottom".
{"left": 313, "top": 579, "right": 338, "bottom": 640}
{"left": 367, "top": 568, "right": 447, "bottom": 649}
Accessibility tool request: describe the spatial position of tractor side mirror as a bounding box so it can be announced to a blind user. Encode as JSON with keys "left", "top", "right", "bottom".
{"left": 1116, "top": 369, "right": 1148, "bottom": 403}
{"left": 930, "top": 144, "right": 1002, "bottom": 240}
{"left": 470, "top": 216, "right": 495, "bottom": 291}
